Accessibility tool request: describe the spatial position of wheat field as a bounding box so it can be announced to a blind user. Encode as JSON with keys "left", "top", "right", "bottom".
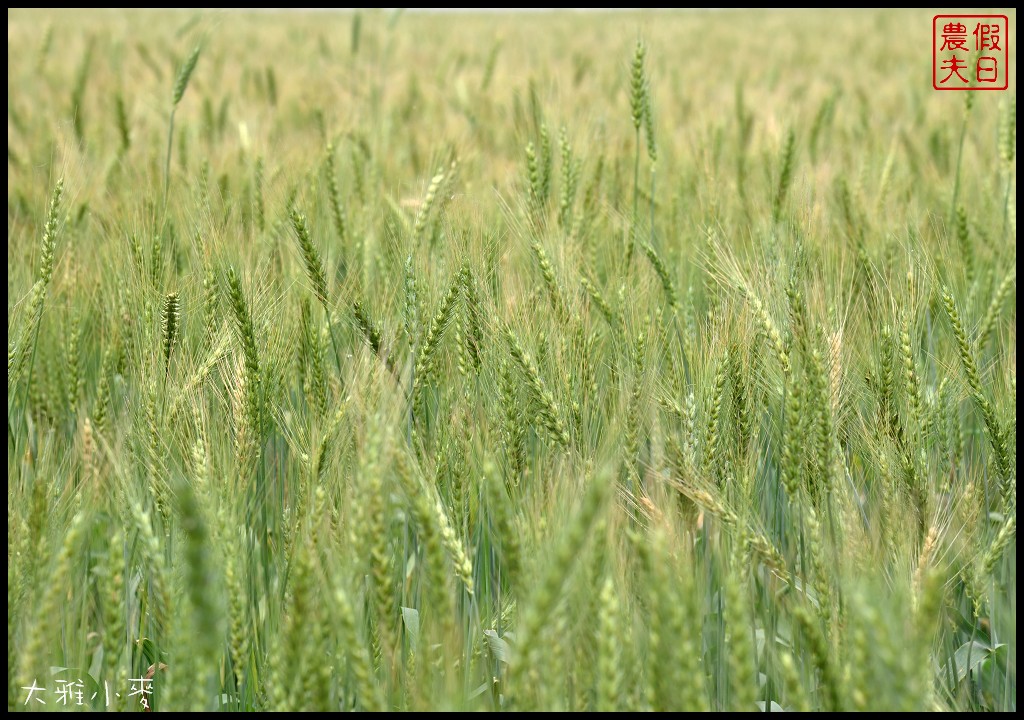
{"left": 6, "top": 8, "right": 1017, "bottom": 712}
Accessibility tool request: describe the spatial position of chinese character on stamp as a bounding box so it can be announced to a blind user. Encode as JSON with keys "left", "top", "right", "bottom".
{"left": 933, "top": 15, "right": 1009, "bottom": 90}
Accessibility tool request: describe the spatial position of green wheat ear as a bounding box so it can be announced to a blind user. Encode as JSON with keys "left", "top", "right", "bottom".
{"left": 630, "top": 40, "right": 647, "bottom": 131}
{"left": 772, "top": 128, "right": 797, "bottom": 223}
{"left": 290, "top": 208, "right": 328, "bottom": 304}
{"left": 164, "top": 45, "right": 201, "bottom": 209}
{"left": 14, "top": 177, "right": 63, "bottom": 390}
{"left": 172, "top": 45, "right": 201, "bottom": 106}
{"left": 161, "top": 292, "right": 180, "bottom": 373}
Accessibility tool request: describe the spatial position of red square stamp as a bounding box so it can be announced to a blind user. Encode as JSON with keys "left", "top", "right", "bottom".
{"left": 933, "top": 15, "right": 1009, "bottom": 90}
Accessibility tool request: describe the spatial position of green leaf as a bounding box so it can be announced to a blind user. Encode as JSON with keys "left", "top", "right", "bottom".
{"left": 483, "top": 629, "right": 511, "bottom": 664}
{"left": 402, "top": 606, "right": 420, "bottom": 647}
{"left": 137, "top": 637, "right": 161, "bottom": 666}
{"left": 953, "top": 641, "right": 1006, "bottom": 683}
{"left": 468, "top": 681, "right": 491, "bottom": 700}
